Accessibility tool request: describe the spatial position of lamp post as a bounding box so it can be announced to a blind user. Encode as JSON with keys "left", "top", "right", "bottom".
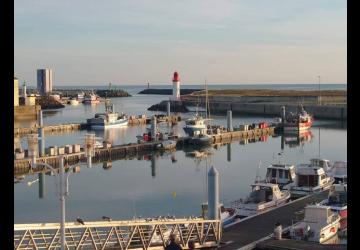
{"left": 318, "top": 75, "right": 321, "bottom": 106}
{"left": 27, "top": 133, "right": 95, "bottom": 250}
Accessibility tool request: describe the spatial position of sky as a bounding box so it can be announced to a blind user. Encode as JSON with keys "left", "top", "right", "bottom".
{"left": 14, "top": 0, "right": 347, "bottom": 85}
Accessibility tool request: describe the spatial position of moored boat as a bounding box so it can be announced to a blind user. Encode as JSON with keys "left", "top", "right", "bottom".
{"left": 283, "top": 163, "right": 334, "bottom": 198}
{"left": 183, "top": 114, "right": 209, "bottom": 135}
{"left": 68, "top": 98, "right": 79, "bottom": 105}
{"left": 290, "top": 204, "right": 341, "bottom": 243}
{"left": 189, "top": 130, "right": 213, "bottom": 146}
{"left": 83, "top": 92, "right": 100, "bottom": 104}
{"left": 87, "top": 99, "right": 128, "bottom": 129}
{"left": 309, "top": 158, "right": 333, "bottom": 173}
{"left": 319, "top": 183, "right": 347, "bottom": 227}
{"left": 201, "top": 203, "right": 237, "bottom": 227}
{"left": 283, "top": 105, "right": 313, "bottom": 132}
{"left": 231, "top": 182, "right": 291, "bottom": 218}
{"left": 330, "top": 161, "right": 347, "bottom": 184}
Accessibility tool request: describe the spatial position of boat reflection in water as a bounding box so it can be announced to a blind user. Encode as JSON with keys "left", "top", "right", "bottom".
{"left": 282, "top": 130, "right": 314, "bottom": 148}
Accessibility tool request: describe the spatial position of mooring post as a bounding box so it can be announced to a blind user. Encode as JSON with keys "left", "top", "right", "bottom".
{"left": 227, "top": 110, "right": 233, "bottom": 132}
{"left": 167, "top": 100, "right": 171, "bottom": 117}
{"left": 227, "top": 143, "right": 231, "bottom": 162}
{"left": 208, "top": 166, "right": 219, "bottom": 220}
{"left": 38, "top": 110, "right": 45, "bottom": 157}
{"left": 151, "top": 116, "right": 157, "bottom": 140}
{"left": 281, "top": 106, "right": 286, "bottom": 125}
{"left": 59, "top": 156, "right": 66, "bottom": 250}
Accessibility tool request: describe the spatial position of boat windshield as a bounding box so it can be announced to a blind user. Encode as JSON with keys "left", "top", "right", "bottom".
{"left": 246, "top": 187, "right": 273, "bottom": 203}
{"left": 328, "top": 193, "right": 347, "bottom": 205}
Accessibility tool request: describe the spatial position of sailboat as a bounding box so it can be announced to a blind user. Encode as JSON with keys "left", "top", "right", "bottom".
{"left": 183, "top": 91, "right": 210, "bottom": 135}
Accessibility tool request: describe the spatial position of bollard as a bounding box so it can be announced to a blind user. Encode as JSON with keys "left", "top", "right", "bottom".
{"left": 274, "top": 222, "right": 282, "bottom": 240}
{"left": 281, "top": 106, "right": 286, "bottom": 124}
{"left": 208, "top": 166, "right": 219, "bottom": 220}
{"left": 38, "top": 173, "right": 46, "bottom": 199}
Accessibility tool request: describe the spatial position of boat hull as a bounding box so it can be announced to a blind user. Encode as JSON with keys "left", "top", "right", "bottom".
{"left": 84, "top": 100, "right": 100, "bottom": 104}
{"left": 183, "top": 126, "right": 207, "bottom": 135}
{"left": 189, "top": 137, "right": 212, "bottom": 146}
{"left": 283, "top": 119, "right": 313, "bottom": 132}
{"left": 234, "top": 192, "right": 291, "bottom": 218}
{"left": 90, "top": 119, "right": 128, "bottom": 129}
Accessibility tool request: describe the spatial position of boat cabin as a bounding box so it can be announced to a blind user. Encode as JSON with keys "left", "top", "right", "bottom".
{"left": 295, "top": 164, "right": 331, "bottom": 189}
{"left": 304, "top": 205, "right": 337, "bottom": 229}
{"left": 331, "top": 161, "right": 347, "bottom": 184}
{"left": 310, "top": 158, "right": 332, "bottom": 172}
{"left": 328, "top": 183, "right": 347, "bottom": 206}
{"left": 265, "top": 164, "right": 296, "bottom": 187}
{"left": 245, "top": 183, "right": 283, "bottom": 204}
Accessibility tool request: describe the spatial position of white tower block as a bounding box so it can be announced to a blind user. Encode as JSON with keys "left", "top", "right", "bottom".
{"left": 172, "top": 71, "right": 180, "bottom": 100}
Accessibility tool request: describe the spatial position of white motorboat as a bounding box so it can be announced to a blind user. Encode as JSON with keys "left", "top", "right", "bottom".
{"left": 283, "top": 163, "right": 334, "bottom": 198}
{"left": 290, "top": 204, "right": 340, "bottom": 243}
{"left": 231, "top": 183, "right": 291, "bottom": 218}
{"left": 330, "top": 161, "right": 347, "bottom": 184}
{"left": 220, "top": 205, "right": 237, "bottom": 227}
{"left": 319, "top": 183, "right": 347, "bottom": 229}
{"left": 265, "top": 164, "right": 296, "bottom": 189}
{"left": 183, "top": 114, "right": 209, "bottom": 135}
{"left": 87, "top": 99, "right": 128, "bottom": 129}
{"left": 201, "top": 203, "right": 237, "bottom": 227}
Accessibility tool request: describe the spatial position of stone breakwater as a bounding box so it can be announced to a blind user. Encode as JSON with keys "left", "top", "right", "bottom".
{"left": 148, "top": 89, "right": 347, "bottom": 120}
{"left": 148, "top": 100, "right": 189, "bottom": 112}
{"left": 138, "top": 88, "right": 202, "bottom": 95}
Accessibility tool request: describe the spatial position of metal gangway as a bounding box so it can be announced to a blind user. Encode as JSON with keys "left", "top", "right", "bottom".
{"left": 14, "top": 218, "right": 221, "bottom": 250}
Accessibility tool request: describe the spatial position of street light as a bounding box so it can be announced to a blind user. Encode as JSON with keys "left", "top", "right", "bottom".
{"left": 27, "top": 133, "right": 95, "bottom": 250}
{"left": 318, "top": 75, "right": 321, "bottom": 106}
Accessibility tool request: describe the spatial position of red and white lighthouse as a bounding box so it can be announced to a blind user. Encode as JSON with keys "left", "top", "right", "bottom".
{"left": 172, "top": 71, "right": 180, "bottom": 100}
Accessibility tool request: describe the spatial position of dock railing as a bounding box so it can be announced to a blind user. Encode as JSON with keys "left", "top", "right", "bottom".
{"left": 14, "top": 218, "right": 221, "bottom": 250}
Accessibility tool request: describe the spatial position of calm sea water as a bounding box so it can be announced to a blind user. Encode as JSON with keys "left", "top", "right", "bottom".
{"left": 14, "top": 86, "right": 347, "bottom": 224}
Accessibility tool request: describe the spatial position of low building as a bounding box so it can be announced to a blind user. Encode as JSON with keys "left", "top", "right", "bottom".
{"left": 25, "top": 95, "right": 36, "bottom": 106}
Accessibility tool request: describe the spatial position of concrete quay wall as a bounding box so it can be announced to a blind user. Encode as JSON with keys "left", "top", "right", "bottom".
{"left": 183, "top": 95, "right": 347, "bottom": 104}
{"left": 199, "top": 102, "right": 346, "bottom": 120}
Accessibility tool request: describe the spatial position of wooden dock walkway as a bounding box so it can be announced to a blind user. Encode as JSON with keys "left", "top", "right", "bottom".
{"left": 219, "top": 191, "right": 330, "bottom": 250}
{"left": 14, "top": 127, "right": 275, "bottom": 176}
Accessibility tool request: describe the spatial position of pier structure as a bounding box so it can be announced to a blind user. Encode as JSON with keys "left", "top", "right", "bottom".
{"left": 14, "top": 126, "right": 275, "bottom": 175}
{"left": 220, "top": 191, "right": 332, "bottom": 249}
{"left": 14, "top": 115, "right": 181, "bottom": 136}
{"left": 14, "top": 218, "right": 221, "bottom": 250}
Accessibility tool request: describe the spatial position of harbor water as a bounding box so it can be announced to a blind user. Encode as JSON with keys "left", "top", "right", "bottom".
{"left": 14, "top": 85, "right": 346, "bottom": 225}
